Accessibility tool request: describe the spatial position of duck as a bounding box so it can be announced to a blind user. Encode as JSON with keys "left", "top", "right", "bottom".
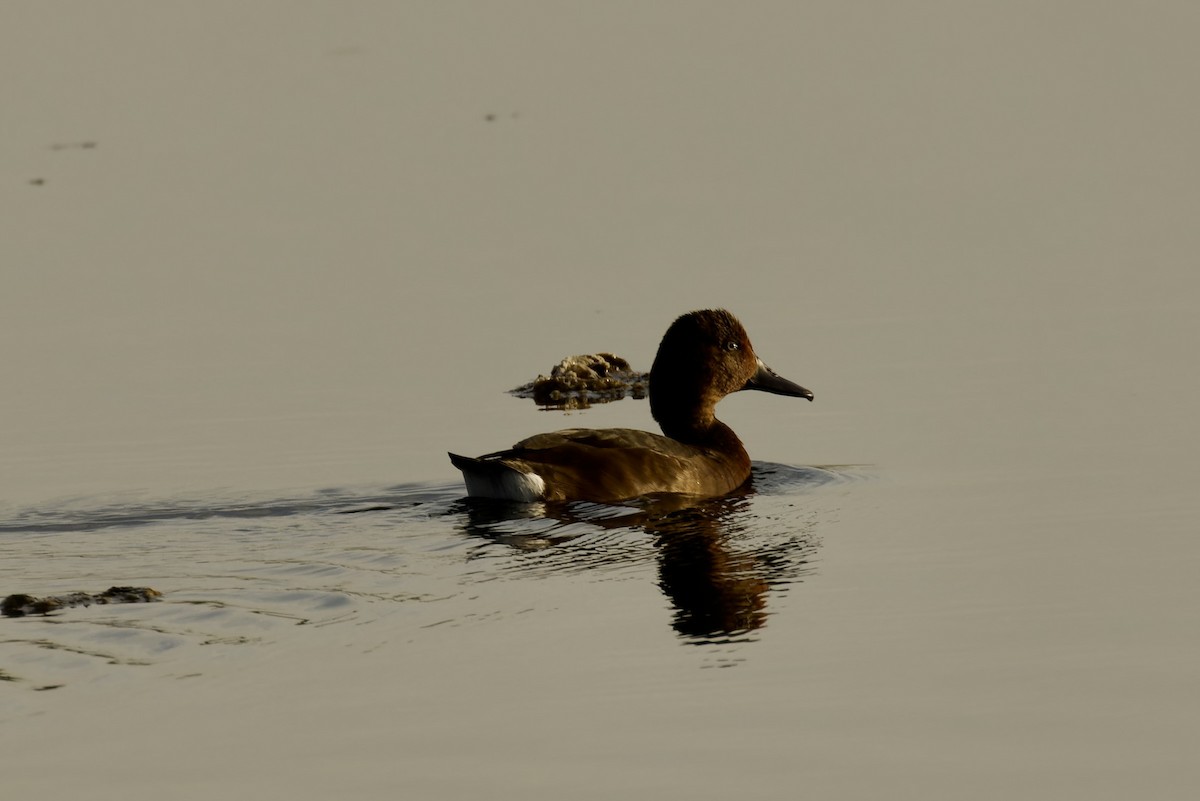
{"left": 448, "top": 309, "right": 813, "bottom": 503}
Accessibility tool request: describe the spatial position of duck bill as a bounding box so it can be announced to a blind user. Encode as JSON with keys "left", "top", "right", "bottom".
{"left": 743, "top": 358, "right": 814, "bottom": 400}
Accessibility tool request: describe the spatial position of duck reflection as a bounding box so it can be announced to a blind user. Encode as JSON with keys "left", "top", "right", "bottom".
{"left": 452, "top": 473, "right": 821, "bottom": 643}
{"left": 650, "top": 492, "right": 770, "bottom": 638}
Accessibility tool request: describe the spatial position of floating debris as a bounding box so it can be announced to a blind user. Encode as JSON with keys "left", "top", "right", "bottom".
{"left": 49, "top": 141, "right": 97, "bottom": 151}
{"left": 510, "top": 353, "right": 648, "bottom": 410}
{"left": 2, "top": 586, "right": 162, "bottom": 618}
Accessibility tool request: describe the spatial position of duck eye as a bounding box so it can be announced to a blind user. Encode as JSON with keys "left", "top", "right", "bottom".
{"left": 724, "top": 341, "right": 739, "bottom": 351}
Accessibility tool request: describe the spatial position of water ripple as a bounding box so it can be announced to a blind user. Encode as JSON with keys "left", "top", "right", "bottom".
{"left": 1, "top": 465, "right": 848, "bottom": 694}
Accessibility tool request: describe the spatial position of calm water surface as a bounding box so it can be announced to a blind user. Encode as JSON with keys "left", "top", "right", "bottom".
{"left": 4, "top": 3, "right": 1200, "bottom": 799}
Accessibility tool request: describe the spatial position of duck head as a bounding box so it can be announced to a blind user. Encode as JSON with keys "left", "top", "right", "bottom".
{"left": 649, "top": 309, "right": 812, "bottom": 441}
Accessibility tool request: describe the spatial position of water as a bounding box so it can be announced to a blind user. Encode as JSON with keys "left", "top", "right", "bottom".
{"left": 0, "top": 464, "right": 845, "bottom": 667}
{"left": 4, "top": 3, "right": 1200, "bottom": 799}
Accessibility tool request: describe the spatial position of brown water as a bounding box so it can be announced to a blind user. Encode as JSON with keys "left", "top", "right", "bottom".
{"left": 3, "top": 3, "right": 1199, "bottom": 799}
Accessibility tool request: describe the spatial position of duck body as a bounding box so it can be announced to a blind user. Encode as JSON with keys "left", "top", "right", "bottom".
{"left": 449, "top": 309, "right": 813, "bottom": 503}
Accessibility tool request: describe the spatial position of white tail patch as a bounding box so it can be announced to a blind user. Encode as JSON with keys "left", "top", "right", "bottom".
{"left": 460, "top": 465, "right": 546, "bottom": 502}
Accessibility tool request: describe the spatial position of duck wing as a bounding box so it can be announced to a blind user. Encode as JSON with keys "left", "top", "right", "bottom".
{"left": 507, "top": 428, "right": 703, "bottom": 460}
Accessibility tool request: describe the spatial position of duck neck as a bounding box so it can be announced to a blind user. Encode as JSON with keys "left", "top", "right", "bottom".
{"left": 655, "top": 408, "right": 715, "bottom": 443}
{"left": 652, "top": 402, "right": 744, "bottom": 454}
{"left": 650, "top": 353, "right": 744, "bottom": 450}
